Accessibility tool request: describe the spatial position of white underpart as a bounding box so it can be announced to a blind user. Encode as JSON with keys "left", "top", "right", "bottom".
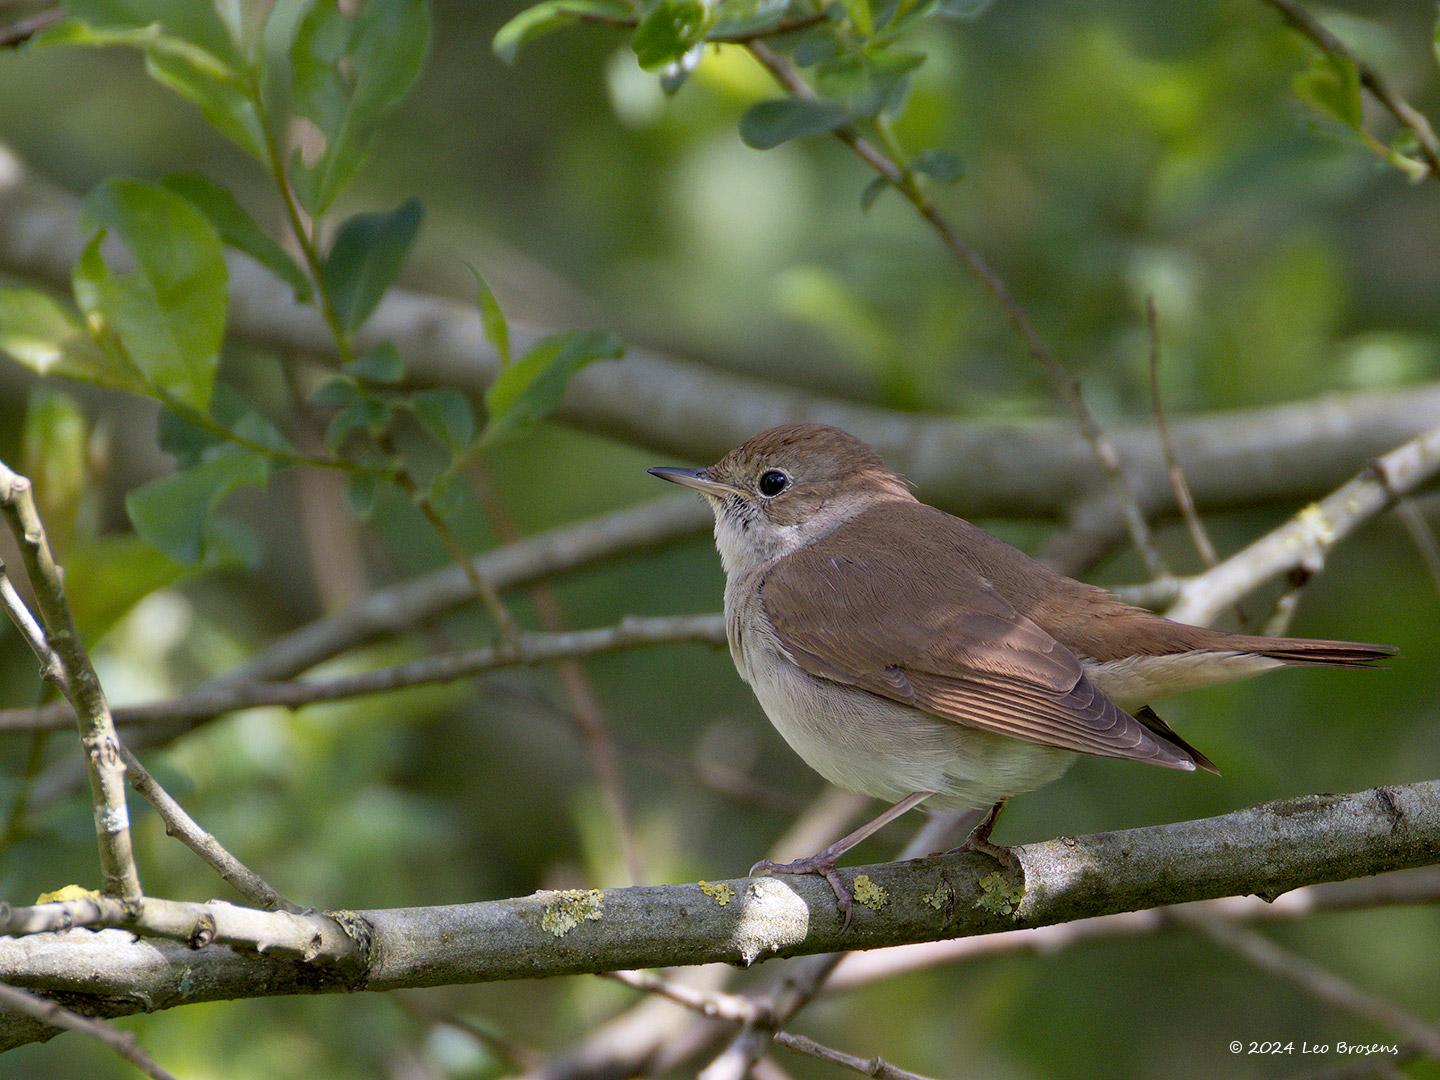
{"left": 726, "top": 586, "right": 1075, "bottom": 812}
{"left": 1083, "top": 651, "right": 1285, "bottom": 712}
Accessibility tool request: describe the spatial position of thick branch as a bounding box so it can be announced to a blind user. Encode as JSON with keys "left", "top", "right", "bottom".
{"left": 2, "top": 150, "right": 1439, "bottom": 521}
{"left": 0, "top": 781, "right": 1434, "bottom": 1051}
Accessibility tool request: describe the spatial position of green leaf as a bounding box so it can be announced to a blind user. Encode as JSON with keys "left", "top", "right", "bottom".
{"left": 842, "top": 0, "right": 872, "bottom": 36}
{"left": 22, "top": 388, "right": 90, "bottom": 555}
{"left": 712, "top": 0, "right": 790, "bottom": 38}
{"left": 346, "top": 473, "right": 380, "bottom": 518}
{"left": 913, "top": 148, "right": 963, "bottom": 183}
{"left": 739, "top": 98, "right": 849, "bottom": 150}
{"left": 65, "top": 535, "right": 193, "bottom": 644}
{"left": 815, "top": 49, "right": 923, "bottom": 118}
{"left": 287, "top": 0, "right": 431, "bottom": 213}
{"left": 860, "top": 175, "right": 891, "bottom": 211}
{"left": 481, "top": 330, "right": 622, "bottom": 447}
{"left": 125, "top": 449, "right": 269, "bottom": 564}
{"left": 411, "top": 387, "right": 475, "bottom": 450}
{"left": 1293, "top": 53, "right": 1364, "bottom": 132}
{"left": 325, "top": 396, "right": 391, "bottom": 451}
{"left": 78, "top": 179, "right": 229, "bottom": 411}
{"left": 42, "top": 16, "right": 265, "bottom": 159}
{"left": 309, "top": 376, "right": 360, "bottom": 407}
{"left": 492, "top": 0, "right": 630, "bottom": 64}
{"left": 938, "top": 0, "right": 997, "bottom": 18}
{"left": 0, "top": 286, "right": 142, "bottom": 393}
{"left": 322, "top": 198, "right": 424, "bottom": 334}
{"left": 632, "top": 0, "right": 712, "bottom": 72}
{"left": 345, "top": 341, "right": 405, "bottom": 383}
{"left": 464, "top": 262, "right": 510, "bottom": 366}
{"left": 63, "top": 0, "right": 244, "bottom": 65}
{"left": 162, "top": 173, "right": 313, "bottom": 302}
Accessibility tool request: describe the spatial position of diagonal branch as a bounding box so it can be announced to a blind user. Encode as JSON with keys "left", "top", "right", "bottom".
{"left": 0, "top": 980, "right": 175, "bottom": 1080}
{"left": 0, "top": 459, "right": 141, "bottom": 899}
{"left": 0, "top": 780, "right": 1434, "bottom": 1052}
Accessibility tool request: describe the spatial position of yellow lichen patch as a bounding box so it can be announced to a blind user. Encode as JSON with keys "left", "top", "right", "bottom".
{"left": 852, "top": 874, "right": 888, "bottom": 911}
{"left": 35, "top": 885, "right": 100, "bottom": 904}
{"left": 540, "top": 889, "right": 604, "bottom": 938}
{"left": 973, "top": 872, "right": 1024, "bottom": 917}
{"left": 697, "top": 880, "right": 735, "bottom": 907}
{"left": 920, "top": 881, "right": 953, "bottom": 911}
{"left": 1296, "top": 503, "right": 1336, "bottom": 546}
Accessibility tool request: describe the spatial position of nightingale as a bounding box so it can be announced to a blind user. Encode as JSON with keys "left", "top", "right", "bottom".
{"left": 649, "top": 423, "right": 1395, "bottom": 921}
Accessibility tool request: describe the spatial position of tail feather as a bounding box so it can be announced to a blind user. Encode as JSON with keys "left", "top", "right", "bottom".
{"left": 1228, "top": 636, "right": 1398, "bottom": 669}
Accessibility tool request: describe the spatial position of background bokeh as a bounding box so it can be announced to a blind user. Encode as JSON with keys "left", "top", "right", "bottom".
{"left": 1, "top": 0, "right": 1438, "bottom": 1076}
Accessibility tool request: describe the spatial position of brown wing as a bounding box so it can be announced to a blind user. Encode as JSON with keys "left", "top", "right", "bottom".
{"left": 759, "top": 513, "right": 1199, "bottom": 771}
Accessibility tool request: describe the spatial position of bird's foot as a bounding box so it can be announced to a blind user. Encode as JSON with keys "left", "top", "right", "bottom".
{"left": 942, "top": 833, "right": 1014, "bottom": 869}
{"left": 750, "top": 854, "right": 854, "bottom": 929}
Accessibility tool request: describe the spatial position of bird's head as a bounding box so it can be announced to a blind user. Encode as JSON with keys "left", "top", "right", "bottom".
{"left": 649, "top": 424, "right": 913, "bottom": 574}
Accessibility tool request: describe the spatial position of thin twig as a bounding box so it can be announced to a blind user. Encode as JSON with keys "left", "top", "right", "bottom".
{"left": 1175, "top": 912, "right": 1440, "bottom": 1058}
{"left": 772, "top": 1032, "right": 937, "bottom": 1080}
{"left": 0, "top": 615, "right": 727, "bottom": 733}
{"left": 1163, "top": 422, "right": 1440, "bottom": 626}
{"left": 1145, "top": 299, "right": 1220, "bottom": 569}
{"left": 118, "top": 745, "right": 300, "bottom": 913}
{"left": 473, "top": 464, "right": 644, "bottom": 885}
{"left": 1260, "top": 0, "right": 1440, "bottom": 179}
{"left": 1393, "top": 499, "right": 1440, "bottom": 598}
{"left": 744, "top": 39, "right": 1169, "bottom": 580}
{"left": 0, "top": 460, "right": 141, "bottom": 899}
{"left": 0, "top": 981, "right": 176, "bottom": 1080}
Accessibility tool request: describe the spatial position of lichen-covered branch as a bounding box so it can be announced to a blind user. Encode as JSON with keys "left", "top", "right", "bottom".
{"left": 3, "top": 148, "right": 1439, "bottom": 522}
{"left": 0, "top": 781, "right": 1433, "bottom": 1052}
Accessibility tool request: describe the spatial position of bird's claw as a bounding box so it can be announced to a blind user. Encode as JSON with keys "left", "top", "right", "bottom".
{"left": 750, "top": 856, "right": 855, "bottom": 929}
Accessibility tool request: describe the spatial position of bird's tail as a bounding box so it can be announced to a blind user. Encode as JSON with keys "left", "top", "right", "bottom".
{"left": 1227, "top": 635, "right": 1398, "bottom": 669}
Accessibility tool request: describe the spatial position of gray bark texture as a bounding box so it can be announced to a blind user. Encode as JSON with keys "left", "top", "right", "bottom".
{"left": 0, "top": 780, "right": 1434, "bottom": 1051}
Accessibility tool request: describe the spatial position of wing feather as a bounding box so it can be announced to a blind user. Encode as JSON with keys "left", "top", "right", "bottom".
{"left": 760, "top": 514, "right": 1198, "bottom": 771}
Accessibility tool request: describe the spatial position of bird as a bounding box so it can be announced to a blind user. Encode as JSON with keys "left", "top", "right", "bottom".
{"left": 649, "top": 423, "right": 1395, "bottom": 921}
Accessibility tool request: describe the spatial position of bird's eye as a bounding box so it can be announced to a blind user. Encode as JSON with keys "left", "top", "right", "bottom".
{"left": 757, "top": 470, "right": 789, "bottom": 497}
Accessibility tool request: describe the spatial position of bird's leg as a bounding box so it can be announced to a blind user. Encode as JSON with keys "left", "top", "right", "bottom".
{"left": 940, "top": 797, "right": 1012, "bottom": 867}
{"left": 751, "top": 790, "right": 933, "bottom": 927}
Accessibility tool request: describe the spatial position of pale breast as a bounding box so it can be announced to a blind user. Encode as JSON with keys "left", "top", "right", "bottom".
{"left": 725, "top": 578, "right": 1075, "bottom": 810}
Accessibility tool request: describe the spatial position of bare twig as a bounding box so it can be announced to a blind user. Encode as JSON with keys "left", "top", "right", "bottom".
{"left": 745, "top": 40, "right": 1170, "bottom": 580}
{"left": 1175, "top": 912, "right": 1440, "bottom": 1058}
{"left": 0, "top": 615, "right": 727, "bottom": 733}
{"left": 1164, "top": 423, "right": 1440, "bottom": 625}
{"left": 473, "top": 465, "right": 644, "bottom": 885}
{"left": 0, "top": 981, "right": 175, "bottom": 1080}
{"left": 1260, "top": 0, "right": 1440, "bottom": 179}
{"left": 0, "top": 460, "right": 141, "bottom": 899}
{"left": 772, "top": 1032, "right": 937, "bottom": 1080}
{"left": 1394, "top": 499, "right": 1440, "bottom": 597}
{"left": 0, "top": 558, "right": 63, "bottom": 685}
{"left": 1146, "top": 298, "right": 1220, "bottom": 570}
{"left": 118, "top": 746, "right": 300, "bottom": 913}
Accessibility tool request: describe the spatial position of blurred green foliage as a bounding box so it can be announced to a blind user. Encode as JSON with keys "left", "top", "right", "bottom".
{"left": 0, "top": 0, "right": 1438, "bottom": 1077}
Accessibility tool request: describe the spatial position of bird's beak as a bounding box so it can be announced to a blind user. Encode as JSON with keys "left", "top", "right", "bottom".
{"left": 647, "top": 466, "right": 743, "bottom": 498}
